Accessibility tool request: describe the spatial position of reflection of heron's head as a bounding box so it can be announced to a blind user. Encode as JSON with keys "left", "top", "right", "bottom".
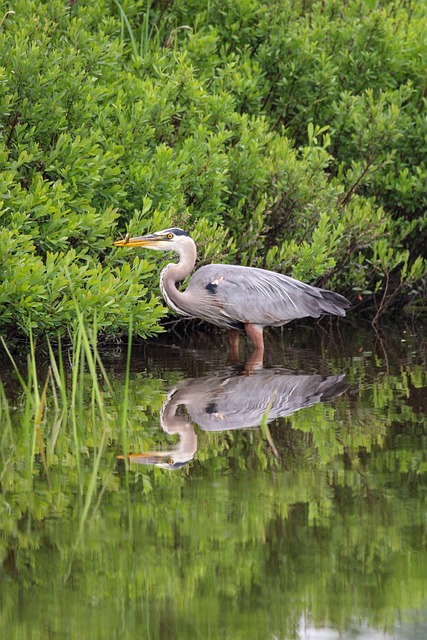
{"left": 117, "top": 452, "right": 190, "bottom": 470}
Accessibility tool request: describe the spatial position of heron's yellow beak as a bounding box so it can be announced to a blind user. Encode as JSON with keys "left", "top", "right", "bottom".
{"left": 114, "top": 233, "right": 161, "bottom": 248}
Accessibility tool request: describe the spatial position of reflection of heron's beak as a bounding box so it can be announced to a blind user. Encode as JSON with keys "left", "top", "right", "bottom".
{"left": 117, "top": 452, "right": 174, "bottom": 466}
{"left": 114, "top": 234, "right": 164, "bottom": 248}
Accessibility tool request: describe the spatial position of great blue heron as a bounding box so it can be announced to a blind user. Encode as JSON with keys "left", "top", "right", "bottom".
{"left": 114, "top": 227, "right": 350, "bottom": 355}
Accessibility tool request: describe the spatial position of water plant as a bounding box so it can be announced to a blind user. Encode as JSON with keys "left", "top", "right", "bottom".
{"left": 0, "top": 314, "right": 167, "bottom": 548}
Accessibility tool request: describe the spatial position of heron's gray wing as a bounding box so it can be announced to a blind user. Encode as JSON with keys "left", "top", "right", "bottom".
{"left": 187, "top": 264, "right": 345, "bottom": 327}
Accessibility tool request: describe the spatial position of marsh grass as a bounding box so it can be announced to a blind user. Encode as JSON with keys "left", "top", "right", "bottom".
{"left": 0, "top": 312, "right": 134, "bottom": 540}
{"left": 113, "top": 0, "right": 155, "bottom": 57}
{"left": 119, "top": 315, "right": 134, "bottom": 532}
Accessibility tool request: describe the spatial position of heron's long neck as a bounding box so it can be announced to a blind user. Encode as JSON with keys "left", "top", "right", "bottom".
{"left": 159, "top": 241, "right": 197, "bottom": 315}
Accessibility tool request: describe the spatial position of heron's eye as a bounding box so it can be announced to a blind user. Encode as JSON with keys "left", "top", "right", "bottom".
{"left": 167, "top": 233, "right": 173, "bottom": 239}
{"left": 167, "top": 458, "right": 174, "bottom": 465}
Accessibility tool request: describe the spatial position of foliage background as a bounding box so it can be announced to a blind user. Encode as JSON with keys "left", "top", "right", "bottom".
{"left": 0, "top": 0, "right": 426, "bottom": 338}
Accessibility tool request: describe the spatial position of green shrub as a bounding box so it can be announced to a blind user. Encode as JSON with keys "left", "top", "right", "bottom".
{"left": 0, "top": 0, "right": 425, "bottom": 340}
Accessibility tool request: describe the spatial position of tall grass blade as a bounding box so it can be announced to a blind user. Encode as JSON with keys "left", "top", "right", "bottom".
{"left": 0, "top": 380, "right": 13, "bottom": 482}
{"left": 0, "top": 335, "right": 30, "bottom": 393}
{"left": 47, "top": 335, "right": 68, "bottom": 414}
{"left": 120, "top": 315, "right": 134, "bottom": 532}
{"left": 113, "top": 0, "right": 139, "bottom": 58}
{"left": 141, "top": 0, "right": 151, "bottom": 56}
{"left": 70, "top": 322, "right": 83, "bottom": 491}
{"left": 0, "top": 380, "right": 12, "bottom": 440}
{"left": 121, "top": 315, "right": 133, "bottom": 464}
{"left": 28, "top": 327, "right": 40, "bottom": 474}
{"left": 34, "top": 367, "right": 52, "bottom": 486}
{"left": 46, "top": 336, "right": 67, "bottom": 460}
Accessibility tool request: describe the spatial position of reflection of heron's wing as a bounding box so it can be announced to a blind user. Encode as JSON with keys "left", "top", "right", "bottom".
{"left": 171, "top": 371, "right": 348, "bottom": 431}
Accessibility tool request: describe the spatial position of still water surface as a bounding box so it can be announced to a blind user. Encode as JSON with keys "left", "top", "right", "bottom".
{"left": 1, "top": 324, "right": 426, "bottom": 639}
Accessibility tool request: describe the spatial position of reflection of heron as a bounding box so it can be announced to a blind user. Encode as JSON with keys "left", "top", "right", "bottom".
{"left": 114, "top": 228, "right": 350, "bottom": 358}
{"left": 120, "top": 367, "right": 348, "bottom": 469}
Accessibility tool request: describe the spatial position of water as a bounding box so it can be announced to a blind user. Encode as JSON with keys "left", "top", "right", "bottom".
{"left": 0, "top": 323, "right": 426, "bottom": 639}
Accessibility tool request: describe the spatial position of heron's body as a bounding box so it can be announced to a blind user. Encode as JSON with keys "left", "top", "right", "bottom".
{"left": 114, "top": 227, "right": 350, "bottom": 354}
{"left": 177, "top": 263, "right": 348, "bottom": 330}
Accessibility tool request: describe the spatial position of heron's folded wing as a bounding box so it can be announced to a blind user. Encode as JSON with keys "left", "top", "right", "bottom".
{"left": 188, "top": 265, "right": 332, "bottom": 326}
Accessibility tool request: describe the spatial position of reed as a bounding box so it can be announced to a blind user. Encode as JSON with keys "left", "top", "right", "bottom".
{"left": 120, "top": 315, "right": 134, "bottom": 533}
{"left": 0, "top": 312, "right": 135, "bottom": 539}
{"left": 0, "top": 380, "right": 12, "bottom": 481}
{"left": 113, "top": 0, "right": 154, "bottom": 58}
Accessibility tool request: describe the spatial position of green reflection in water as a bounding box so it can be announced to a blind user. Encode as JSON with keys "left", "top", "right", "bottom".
{"left": 0, "top": 328, "right": 426, "bottom": 639}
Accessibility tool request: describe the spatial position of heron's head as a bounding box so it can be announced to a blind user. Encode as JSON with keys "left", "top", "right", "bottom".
{"left": 114, "top": 227, "right": 192, "bottom": 252}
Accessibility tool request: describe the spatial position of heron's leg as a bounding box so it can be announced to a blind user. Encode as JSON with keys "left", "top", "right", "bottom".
{"left": 227, "top": 329, "right": 240, "bottom": 360}
{"left": 244, "top": 324, "right": 264, "bottom": 352}
{"left": 243, "top": 324, "right": 264, "bottom": 372}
